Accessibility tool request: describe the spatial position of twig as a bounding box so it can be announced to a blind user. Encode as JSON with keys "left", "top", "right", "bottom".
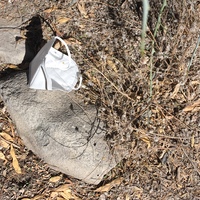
{"left": 181, "top": 146, "right": 200, "bottom": 177}
{"left": 147, "top": 132, "right": 194, "bottom": 140}
{"left": 156, "top": 104, "right": 199, "bottom": 130}
{"left": 153, "top": 0, "right": 167, "bottom": 38}
{"left": 93, "top": 66, "right": 134, "bottom": 101}
{"left": 0, "top": 136, "right": 20, "bottom": 149}
{"left": 187, "top": 34, "right": 200, "bottom": 71}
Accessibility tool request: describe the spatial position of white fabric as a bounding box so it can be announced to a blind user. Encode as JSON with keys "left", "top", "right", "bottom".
{"left": 29, "top": 36, "right": 82, "bottom": 92}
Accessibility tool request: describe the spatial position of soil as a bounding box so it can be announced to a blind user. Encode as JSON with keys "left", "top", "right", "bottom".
{"left": 0, "top": 0, "right": 200, "bottom": 199}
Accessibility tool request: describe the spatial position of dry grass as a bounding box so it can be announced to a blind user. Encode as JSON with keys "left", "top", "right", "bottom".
{"left": 0, "top": 0, "right": 200, "bottom": 199}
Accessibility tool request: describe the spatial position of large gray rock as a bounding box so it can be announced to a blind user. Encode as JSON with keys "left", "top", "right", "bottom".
{"left": 0, "top": 18, "right": 26, "bottom": 65}
{"left": 0, "top": 71, "right": 118, "bottom": 184}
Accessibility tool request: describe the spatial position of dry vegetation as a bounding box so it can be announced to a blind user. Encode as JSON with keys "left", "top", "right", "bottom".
{"left": 0, "top": 0, "right": 200, "bottom": 199}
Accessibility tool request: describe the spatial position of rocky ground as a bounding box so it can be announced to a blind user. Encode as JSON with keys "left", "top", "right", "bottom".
{"left": 0, "top": 0, "right": 200, "bottom": 199}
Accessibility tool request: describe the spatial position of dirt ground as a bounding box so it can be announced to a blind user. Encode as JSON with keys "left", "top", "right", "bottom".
{"left": 0, "top": 0, "right": 200, "bottom": 199}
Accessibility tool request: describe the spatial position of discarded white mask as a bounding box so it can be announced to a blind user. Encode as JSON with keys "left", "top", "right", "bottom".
{"left": 29, "top": 36, "right": 82, "bottom": 92}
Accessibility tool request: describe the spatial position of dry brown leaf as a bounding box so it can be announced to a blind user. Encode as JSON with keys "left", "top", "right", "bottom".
{"left": 21, "top": 199, "right": 31, "bottom": 200}
{"left": 53, "top": 183, "right": 72, "bottom": 192}
{"left": 57, "top": 198, "right": 66, "bottom": 200}
{"left": 183, "top": 99, "right": 200, "bottom": 112}
{"left": 59, "top": 190, "right": 80, "bottom": 200}
{"left": 22, "top": 194, "right": 45, "bottom": 200}
{"left": 57, "top": 17, "right": 71, "bottom": 24}
{"left": 0, "top": 139, "right": 10, "bottom": 148}
{"left": 59, "top": 190, "right": 74, "bottom": 199}
{"left": 10, "top": 145, "right": 22, "bottom": 174}
{"left": 132, "top": 186, "right": 143, "bottom": 198}
{"left": 192, "top": 107, "right": 200, "bottom": 112}
{"left": 137, "top": 129, "right": 151, "bottom": 148}
{"left": 125, "top": 194, "right": 131, "bottom": 200}
{"left": 49, "top": 175, "right": 61, "bottom": 183}
{"left": 170, "top": 83, "right": 181, "bottom": 99}
{"left": 44, "top": 6, "right": 57, "bottom": 13}
{"left": 7, "top": 64, "right": 21, "bottom": 70}
{"left": 0, "top": 151, "right": 7, "bottom": 161}
{"left": 107, "top": 58, "right": 118, "bottom": 73}
{"left": 50, "top": 191, "right": 59, "bottom": 198}
{"left": 64, "top": 38, "right": 81, "bottom": 46}
{"left": 190, "top": 80, "right": 200, "bottom": 85}
{"left": 32, "top": 194, "right": 45, "bottom": 200}
{"left": 141, "top": 137, "right": 151, "bottom": 148}
{"left": 132, "top": 186, "right": 143, "bottom": 192}
{"left": 77, "top": 2, "right": 88, "bottom": 18}
{"left": 95, "top": 177, "right": 123, "bottom": 192}
{"left": 88, "top": 10, "right": 95, "bottom": 18}
{"left": 165, "top": 115, "right": 174, "bottom": 120}
{"left": 0, "top": 132, "right": 14, "bottom": 142}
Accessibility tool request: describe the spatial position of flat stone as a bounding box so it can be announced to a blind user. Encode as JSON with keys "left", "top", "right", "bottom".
{"left": 0, "top": 16, "right": 43, "bottom": 65}
{"left": 0, "top": 71, "right": 118, "bottom": 184}
{"left": 0, "top": 18, "right": 26, "bottom": 65}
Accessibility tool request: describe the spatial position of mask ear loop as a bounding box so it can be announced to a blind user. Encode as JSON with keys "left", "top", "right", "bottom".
{"left": 54, "top": 36, "right": 82, "bottom": 91}
{"left": 54, "top": 36, "right": 71, "bottom": 57}
{"left": 73, "top": 73, "right": 82, "bottom": 90}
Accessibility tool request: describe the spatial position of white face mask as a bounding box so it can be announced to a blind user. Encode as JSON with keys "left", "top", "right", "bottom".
{"left": 29, "top": 36, "right": 82, "bottom": 92}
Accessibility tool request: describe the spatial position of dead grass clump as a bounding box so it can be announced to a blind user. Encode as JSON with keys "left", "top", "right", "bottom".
{"left": 78, "top": 0, "right": 200, "bottom": 198}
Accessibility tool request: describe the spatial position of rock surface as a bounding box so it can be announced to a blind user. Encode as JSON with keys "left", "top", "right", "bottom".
{"left": 0, "top": 18, "right": 26, "bottom": 65}
{"left": 0, "top": 71, "right": 118, "bottom": 184}
{"left": 0, "top": 15, "right": 42, "bottom": 66}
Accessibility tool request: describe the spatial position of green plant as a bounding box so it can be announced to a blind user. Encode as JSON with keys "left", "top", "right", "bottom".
{"left": 141, "top": 0, "right": 167, "bottom": 99}
{"left": 140, "top": 0, "right": 149, "bottom": 56}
